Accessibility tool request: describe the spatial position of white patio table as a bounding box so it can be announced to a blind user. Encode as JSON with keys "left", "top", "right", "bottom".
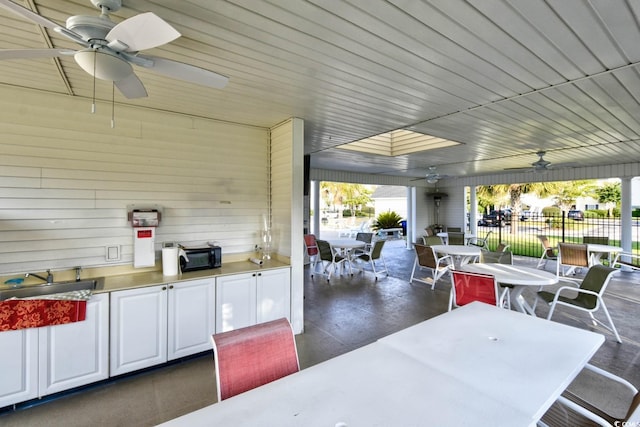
{"left": 431, "top": 244, "right": 481, "bottom": 267}
{"left": 587, "top": 243, "right": 623, "bottom": 265}
{"left": 460, "top": 263, "right": 558, "bottom": 315}
{"left": 159, "top": 302, "right": 603, "bottom": 427}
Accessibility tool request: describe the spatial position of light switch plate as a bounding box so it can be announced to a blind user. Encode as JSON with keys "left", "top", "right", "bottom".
{"left": 106, "top": 245, "right": 121, "bottom": 261}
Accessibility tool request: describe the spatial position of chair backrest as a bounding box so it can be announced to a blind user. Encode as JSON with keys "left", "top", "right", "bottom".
{"left": 425, "top": 227, "right": 434, "bottom": 237}
{"left": 447, "top": 227, "right": 462, "bottom": 232}
{"left": 355, "top": 232, "right": 373, "bottom": 244}
{"left": 424, "top": 235, "right": 443, "bottom": 246}
{"left": 304, "top": 234, "right": 318, "bottom": 256}
{"left": 369, "top": 239, "right": 386, "bottom": 259}
{"left": 447, "top": 232, "right": 465, "bottom": 246}
{"left": 583, "top": 236, "right": 609, "bottom": 245}
{"left": 414, "top": 243, "right": 437, "bottom": 269}
{"left": 558, "top": 242, "right": 590, "bottom": 267}
{"left": 496, "top": 242, "right": 510, "bottom": 252}
{"left": 450, "top": 271, "right": 500, "bottom": 308}
{"left": 479, "top": 250, "right": 513, "bottom": 264}
{"left": 576, "top": 264, "right": 617, "bottom": 309}
{"left": 315, "top": 239, "right": 334, "bottom": 262}
{"left": 211, "top": 318, "right": 300, "bottom": 401}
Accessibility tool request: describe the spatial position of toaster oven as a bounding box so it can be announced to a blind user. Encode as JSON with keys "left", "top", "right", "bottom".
{"left": 179, "top": 245, "right": 222, "bottom": 272}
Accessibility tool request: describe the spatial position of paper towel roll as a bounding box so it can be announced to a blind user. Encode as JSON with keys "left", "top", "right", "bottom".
{"left": 162, "top": 247, "right": 179, "bottom": 276}
{"left": 249, "top": 257, "right": 263, "bottom": 265}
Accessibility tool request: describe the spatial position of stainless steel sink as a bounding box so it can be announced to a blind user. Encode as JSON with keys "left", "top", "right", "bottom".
{"left": 0, "top": 278, "right": 104, "bottom": 301}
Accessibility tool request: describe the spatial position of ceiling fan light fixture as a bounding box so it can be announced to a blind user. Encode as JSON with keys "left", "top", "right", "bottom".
{"left": 426, "top": 176, "right": 439, "bottom": 184}
{"left": 74, "top": 49, "right": 132, "bottom": 81}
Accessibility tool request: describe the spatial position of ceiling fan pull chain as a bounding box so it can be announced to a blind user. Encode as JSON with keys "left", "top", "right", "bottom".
{"left": 111, "top": 82, "right": 115, "bottom": 128}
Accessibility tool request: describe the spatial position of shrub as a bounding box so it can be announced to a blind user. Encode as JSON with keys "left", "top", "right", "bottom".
{"left": 372, "top": 211, "right": 403, "bottom": 231}
{"left": 542, "top": 206, "right": 561, "bottom": 217}
{"left": 633, "top": 209, "right": 640, "bottom": 218}
{"left": 584, "top": 210, "right": 601, "bottom": 219}
{"left": 342, "top": 209, "right": 352, "bottom": 217}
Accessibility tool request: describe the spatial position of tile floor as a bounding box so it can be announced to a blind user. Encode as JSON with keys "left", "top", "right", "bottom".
{"left": 1, "top": 239, "right": 639, "bottom": 426}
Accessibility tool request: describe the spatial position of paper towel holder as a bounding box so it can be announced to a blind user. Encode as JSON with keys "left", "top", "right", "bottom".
{"left": 127, "top": 204, "right": 163, "bottom": 227}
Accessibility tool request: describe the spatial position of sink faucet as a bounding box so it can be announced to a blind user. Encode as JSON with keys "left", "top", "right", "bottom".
{"left": 25, "top": 269, "right": 54, "bottom": 284}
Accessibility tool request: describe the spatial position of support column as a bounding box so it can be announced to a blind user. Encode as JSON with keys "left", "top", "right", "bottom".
{"left": 311, "top": 180, "right": 320, "bottom": 236}
{"left": 620, "top": 177, "right": 632, "bottom": 253}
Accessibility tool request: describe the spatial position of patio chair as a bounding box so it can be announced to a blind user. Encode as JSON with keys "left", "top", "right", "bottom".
{"left": 479, "top": 250, "right": 513, "bottom": 265}
{"left": 447, "top": 231, "right": 465, "bottom": 246}
{"left": 496, "top": 242, "right": 510, "bottom": 252}
{"left": 446, "top": 227, "right": 462, "bottom": 232}
{"left": 583, "top": 235, "right": 613, "bottom": 266}
{"left": 313, "top": 239, "right": 352, "bottom": 281}
{"left": 542, "top": 363, "right": 640, "bottom": 426}
{"left": 355, "top": 232, "right": 374, "bottom": 251}
{"left": 469, "top": 230, "right": 492, "bottom": 250}
{"left": 211, "top": 318, "right": 300, "bottom": 401}
{"left": 557, "top": 242, "right": 591, "bottom": 277}
{"left": 536, "top": 235, "right": 558, "bottom": 269}
{"left": 537, "top": 264, "right": 621, "bottom": 342}
{"left": 422, "top": 235, "right": 443, "bottom": 246}
{"left": 351, "top": 239, "right": 388, "bottom": 280}
{"left": 448, "top": 270, "right": 508, "bottom": 311}
{"left": 303, "top": 234, "right": 319, "bottom": 270}
{"left": 479, "top": 250, "right": 513, "bottom": 307}
{"left": 613, "top": 252, "right": 640, "bottom": 271}
{"left": 410, "top": 243, "right": 453, "bottom": 290}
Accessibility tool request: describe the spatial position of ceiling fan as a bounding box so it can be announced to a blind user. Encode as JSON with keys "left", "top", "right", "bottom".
{"left": 504, "top": 151, "right": 577, "bottom": 173}
{"left": 0, "top": 0, "right": 229, "bottom": 99}
{"left": 411, "top": 166, "right": 449, "bottom": 184}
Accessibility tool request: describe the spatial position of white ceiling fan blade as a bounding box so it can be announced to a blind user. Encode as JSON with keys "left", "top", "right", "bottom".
{"left": 0, "top": 48, "right": 75, "bottom": 59}
{"left": 114, "top": 73, "right": 148, "bottom": 99}
{"left": 0, "top": 0, "right": 62, "bottom": 30}
{"left": 106, "top": 12, "right": 180, "bottom": 52}
{"left": 138, "top": 55, "right": 229, "bottom": 89}
{"left": 0, "top": 0, "right": 87, "bottom": 45}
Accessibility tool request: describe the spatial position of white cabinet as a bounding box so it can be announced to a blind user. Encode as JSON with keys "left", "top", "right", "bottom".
{"left": 39, "top": 293, "right": 109, "bottom": 395}
{"left": 257, "top": 267, "right": 291, "bottom": 323}
{"left": 216, "top": 267, "right": 291, "bottom": 332}
{"left": 0, "top": 328, "right": 38, "bottom": 408}
{"left": 110, "top": 285, "right": 168, "bottom": 376}
{"left": 167, "top": 279, "right": 216, "bottom": 360}
{"left": 110, "top": 278, "right": 215, "bottom": 376}
{"left": 0, "top": 293, "right": 108, "bottom": 408}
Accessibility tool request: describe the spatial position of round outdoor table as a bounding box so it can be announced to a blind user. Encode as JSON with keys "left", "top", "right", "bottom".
{"left": 431, "top": 245, "right": 481, "bottom": 267}
{"left": 327, "top": 239, "right": 366, "bottom": 274}
{"left": 587, "top": 244, "right": 623, "bottom": 265}
{"left": 460, "top": 263, "right": 558, "bottom": 315}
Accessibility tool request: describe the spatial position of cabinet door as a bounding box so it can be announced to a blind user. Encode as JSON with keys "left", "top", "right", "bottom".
{"left": 257, "top": 268, "right": 291, "bottom": 323}
{"left": 167, "top": 278, "right": 215, "bottom": 360}
{"left": 216, "top": 272, "right": 257, "bottom": 332}
{"left": 39, "top": 293, "right": 109, "bottom": 396}
{"left": 110, "top": 286, "right": 168, "bottom": 376}
{"left": 0, "top": 328, "right": 38, "bottom": 407}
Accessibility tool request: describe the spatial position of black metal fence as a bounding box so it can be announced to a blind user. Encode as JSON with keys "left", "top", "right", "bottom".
{"left": 477, "top": 212, "right": 640, "bottom": 264}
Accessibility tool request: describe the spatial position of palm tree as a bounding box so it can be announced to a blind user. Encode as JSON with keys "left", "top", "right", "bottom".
{"left": 477, "top": 182, "right": 558, "bottom": 234}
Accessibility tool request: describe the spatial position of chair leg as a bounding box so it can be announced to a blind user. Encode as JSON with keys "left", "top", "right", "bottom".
{"left": 409, "top": 258, "right": 418, "bottom": 283}
{"left": 598, "top": 300, "right": 622, "bottom": 343}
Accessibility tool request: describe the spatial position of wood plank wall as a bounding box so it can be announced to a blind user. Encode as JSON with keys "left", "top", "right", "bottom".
{"left": 0, "top": 86, "right": 272, "bottom": 276}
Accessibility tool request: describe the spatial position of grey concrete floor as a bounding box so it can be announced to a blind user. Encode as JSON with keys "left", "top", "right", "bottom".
{"left": 2, "top": 238, "right": 639, "bottom": 426}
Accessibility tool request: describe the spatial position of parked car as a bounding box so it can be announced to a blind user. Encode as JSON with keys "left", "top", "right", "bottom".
{"left": 568, "top": 209, "right": 584, "bottom": 220}
{"left": 479, "top": 209, "right": 512, "bottom": 227}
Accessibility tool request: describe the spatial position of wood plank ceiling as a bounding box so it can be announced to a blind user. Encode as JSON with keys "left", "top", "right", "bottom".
{"left": 1, "top": 0, "right": 640, "bottom": 182}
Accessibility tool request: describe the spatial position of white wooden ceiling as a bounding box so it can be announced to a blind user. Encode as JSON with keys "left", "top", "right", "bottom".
{"left": 2, "top": 0, "right": 640, "bottom": 181}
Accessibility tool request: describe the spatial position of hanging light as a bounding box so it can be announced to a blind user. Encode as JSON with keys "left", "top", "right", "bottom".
{"left": 74, "top": 49, "right": 133, "bottom": 81}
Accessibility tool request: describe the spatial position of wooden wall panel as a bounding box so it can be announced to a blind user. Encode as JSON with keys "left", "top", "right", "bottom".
{"left": 0, "top": 86, "right": 270, "bottom": 275}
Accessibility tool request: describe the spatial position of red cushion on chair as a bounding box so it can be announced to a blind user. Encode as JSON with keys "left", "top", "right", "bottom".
{"left": 212, "top": 318, "right": 299, "bottom": 401}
